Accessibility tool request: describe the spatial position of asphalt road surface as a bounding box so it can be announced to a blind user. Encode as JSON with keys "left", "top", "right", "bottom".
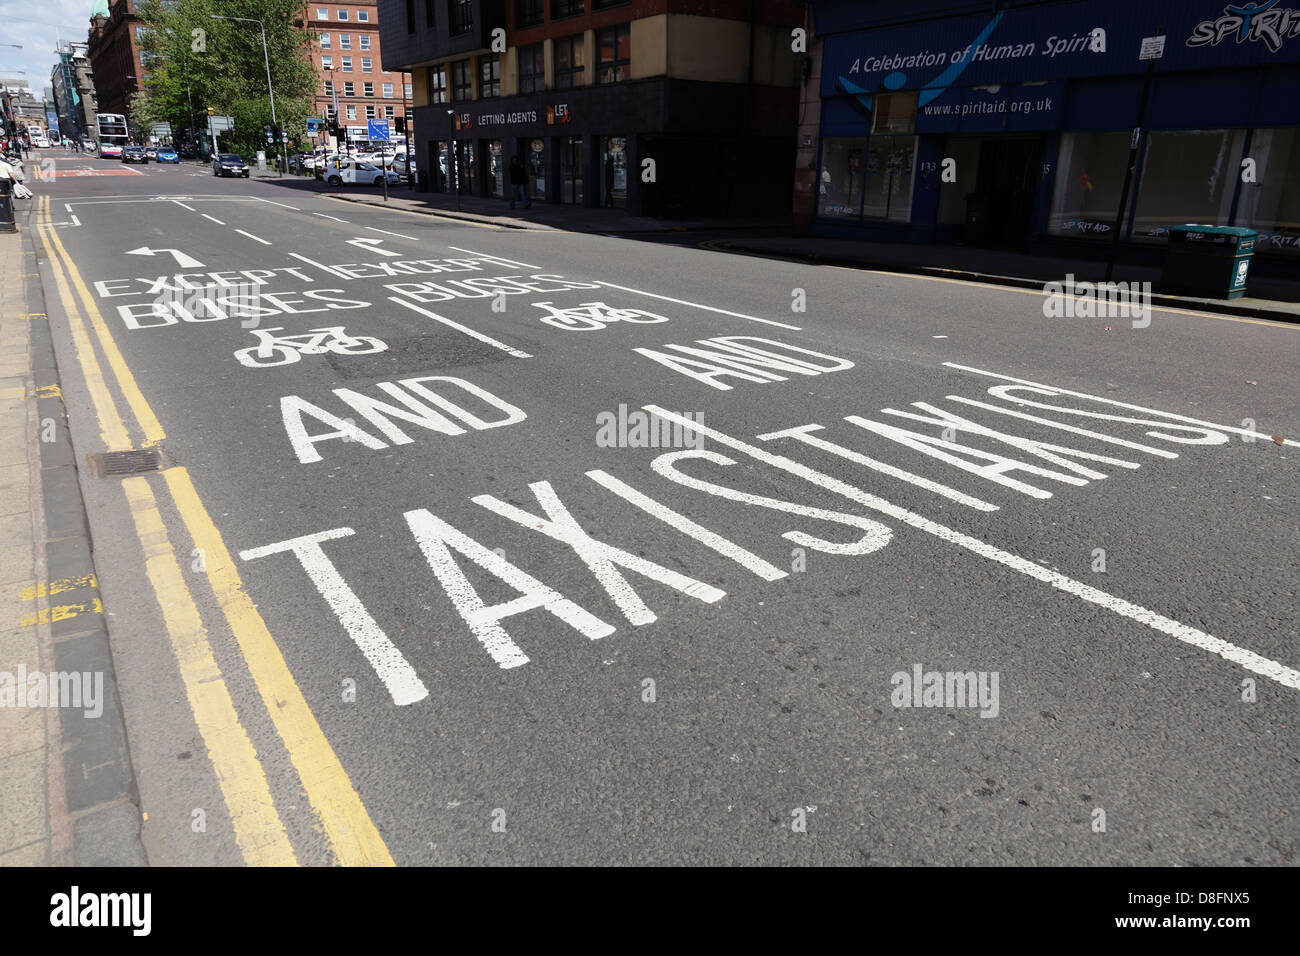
{"left": 26, "top": 156, "right": 1299, "bottom": 866}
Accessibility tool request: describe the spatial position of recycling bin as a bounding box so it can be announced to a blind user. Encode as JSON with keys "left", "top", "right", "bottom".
{"left": 1162, "top": 225, "right": 1257, "bottom": 299}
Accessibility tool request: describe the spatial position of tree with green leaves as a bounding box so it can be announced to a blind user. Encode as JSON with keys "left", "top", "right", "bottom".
{"left": 134, "top": 0, "right": 317, "bottom": 157}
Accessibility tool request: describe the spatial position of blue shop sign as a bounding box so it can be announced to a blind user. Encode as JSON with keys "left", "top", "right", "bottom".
{"left": 822, "top": 0, "right": 1300, "bottom": 100}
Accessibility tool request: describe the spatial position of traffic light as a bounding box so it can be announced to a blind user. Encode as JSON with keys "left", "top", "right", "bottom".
{"left": 394, "top": 116, "right": 406, "bottom": 134}
{"left": 264, "top": 124, "right": 274, "bottom": 143}
{"left": 272, "top": 124, "right": 283, "bottom": 144}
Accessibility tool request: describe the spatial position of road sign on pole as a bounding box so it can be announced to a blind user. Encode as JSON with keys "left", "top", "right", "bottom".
{"left": 368, "top": 119, "right": 390, "bottom": 142}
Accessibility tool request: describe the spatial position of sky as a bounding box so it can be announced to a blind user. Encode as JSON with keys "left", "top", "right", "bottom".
{"left": 1, "top": 1, "right": 100, "bottom": 97}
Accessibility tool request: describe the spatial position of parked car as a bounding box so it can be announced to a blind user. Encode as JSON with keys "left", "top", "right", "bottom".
{"left": 213, "top": 153, "right": 250, "bottom": 177}
{"left": 144, "top": 146, "right": 158, "bottom": 160}
{"left": 155, "top": 146, "right": 180, "bottom": 164}
{"left": 322, "top": 159, "right": 400, "bottom": 186}
{"left": 121, "top": 146, "right": 148, "bottom": 164}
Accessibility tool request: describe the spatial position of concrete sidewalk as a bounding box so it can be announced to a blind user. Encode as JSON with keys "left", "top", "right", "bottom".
{"left": 0, "top": 206, "right": 146, "bottom": 866}
{"left": 704, "top": 235, "right": 1300, "bottom": 323}
{"left": 321, "top": 186, "right": 791, "bottom": 234}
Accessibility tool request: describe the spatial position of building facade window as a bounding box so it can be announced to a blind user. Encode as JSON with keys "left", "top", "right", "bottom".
{"left": 363, "top": 81, "right": 374, "bottom": 96}
{"left": 449, "top": 0, "right": 472, "bottom": 35}
{"left": 818, "top": 135, "right": 916, "bottom": 222}
{"left": 385, "top": 105, "right": 395, "bottom": 117}
{"left": 339, "top": 33, "right": 351, "bottom": 49}
{"left": 1130, "top": 129, "right": 1247, "bottom": 242}
{"left": 317, "top": 8, "right": 328, "bottom": 19}
{"left": 341, "top": 56, "right": 352, "bottom": 71}
{"left": 425, "top": 0, "right": 434, "bottom": 27}
{"left": 405, "top": 82, "right": 413, "bottom": 97}
{"left": 480, "top": 54, "right": 500, "bottom": 98}
{"left": 406, "top": 0, "right": 415, "bottom": 32}
{"left": 516, "top": 0, "right": 543, "bottom": 28}
{"left": 345, "top": 104, "right": 356, "bottom": 119}
{"left": 1047, "top": 131, "right": 1128, "bottom": 235}
{"left": 321, "top": 55, "right": 333, "bottom": 69}
{"left": 552, "top": 0, "right": 583, "bottom": 19}
{"left": 362, "top": 57, "right": 372, "bottom": 72}
{"left": 344, "top": 80, "right": 355, "bottom": 95}
{"left": 359, "top": 35, "right": 370, "bottom": 50}
{"left": 554, "top": 34, "right": 584, "bottom": 89}
{"left": 518, "top": 43, "right": 544, "bottom": 94}
{"left": 357, "top": 9, "right": 368, "bottom": 19}
{"left": 592, "top": 0, "right": 627, "bottom": 7}
{"left": 366, "top": 105, "right": 375, "bottom": 118}
{"left": 596, "top": 23, "right": 629, "bottom": 84}
{"left": 451, "top": 58, "right": 472, "bottom": 100}
{"left": 337, "top": 9, "right": 348, "bottom": 20}
{"left": 320, "top": 32, "right": 331, "bottom": 47}
{"left": 428, "top": 65, "right": 447, "bottom": 103}
{"left": 383, "top": 82, "right": 394, "bottom": 97}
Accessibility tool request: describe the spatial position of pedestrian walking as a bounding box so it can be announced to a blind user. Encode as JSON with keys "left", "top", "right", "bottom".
{"left": 509, "top": 155, "right": 530, "bottom": 210}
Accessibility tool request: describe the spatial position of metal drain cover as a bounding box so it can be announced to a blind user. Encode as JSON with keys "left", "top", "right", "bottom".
{"left": 87, "top": 447, "right": 164, "bottom": 478}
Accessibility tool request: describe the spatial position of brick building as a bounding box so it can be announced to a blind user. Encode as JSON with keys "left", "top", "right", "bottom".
{"left": 306, "top": 1, "right": 413, "bottom": 144}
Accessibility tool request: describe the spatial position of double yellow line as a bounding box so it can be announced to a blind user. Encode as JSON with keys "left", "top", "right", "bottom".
{"left": 35, "top": 196, "right": 393, "bottom": 866}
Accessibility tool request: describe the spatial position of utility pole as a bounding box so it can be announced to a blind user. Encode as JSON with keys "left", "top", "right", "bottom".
{"left": 210, "top": 15, "right": 282, "bottom": 176}
{"left": 1107, "top": 27, "right": 1162, "bottom": 282}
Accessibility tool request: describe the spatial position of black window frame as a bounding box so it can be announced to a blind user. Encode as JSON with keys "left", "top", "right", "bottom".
{"left": 450, "top": 58, "right": 473, "bottom": 101}
{"left": 517, "top": 42, "right": 544, "bottom": 94}
{"left": 595, "top": 23, "right": 630, "bottom": 84}
{"left": 552, "top": 0, "right": 584, "bottom": 20}
{"left": 553, "top": 34, "right": 584, "bottom": 90}
{"left": 448, "top": 0, "right": 473, "bottom": 35}
{"left": 479, "top": 54, "right": 500, "bottom": 98}
{"left": 428, "top": 64, "right": 448, "bottom": 104}
{"left": 515, "top": 0, "right": 543, "bottom": 28}
{"left": 425, "top": 0, "right": 434, "bottom": 27}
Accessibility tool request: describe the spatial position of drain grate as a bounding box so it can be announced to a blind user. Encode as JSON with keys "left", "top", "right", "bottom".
{"left": 87, "top": 447, "right": 164, "bottom": 478}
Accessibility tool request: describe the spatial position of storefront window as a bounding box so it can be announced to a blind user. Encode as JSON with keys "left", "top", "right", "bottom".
{"left": 601, "top": 136, "right": 627, "bottom": 208}
{"left": 488, "top": 140, "right": 503, "bottom": 197}
{"left": 817, "top": 137, "right": 865, "bottom": 218}
{"left": 1048, "top": 131, "right": 1129, "bottom": 237}
{"left": 1236, "top": 128, "right": 1300, "bottom": 255}
{"left": 862, "top": 135, "right": 915, "bottom": 221}
{"left": 1131, "top": 129, "right": 1245, "bottom": 242}
{"left": 527, "top": 138, "right": 546, "bottom": 199}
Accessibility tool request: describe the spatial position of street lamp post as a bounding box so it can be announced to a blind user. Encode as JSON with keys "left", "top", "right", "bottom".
{"left": 446, "top": 109, "right": 459, "bottom": 212}
{"left": 210, "top": 14, "right": 281, "bottom": 177}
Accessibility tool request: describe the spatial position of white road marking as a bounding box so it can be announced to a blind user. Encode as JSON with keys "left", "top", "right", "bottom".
{"left": 595, "top": 281, "right": 802, "bottom": 331}
{"left": 644, "top": 405, "right": 1300, "bottom": 691}
{"left": 365, "top": 226, "right": 419, "bottom": 241}
{"left": 586, "top": 470, "right": 790, "bottom": 582}
{"left": 288, "top": 252, "right": 351, "bottom": 279}
{"left": 944, "top": 362, "right": 1289, "bottom": 443}
{"left": 239, "top": 529, "right": 428, "bottom": 706}
{"left": 389, "top": 297, "right": 533, "bottom": 358}
{"left": 173, "top": 200, "right": 196, "bottom": 211}
{"left": 201, "top": 213, "right": 225, "bottom": 225}
{"left": 757, "top": 423, "right": 1000, "bottom": 512}
{"left": 235, "top": 228, "right": 272, "bottom": 246}
{"left": 125, "top": 246, "right": 205, "bottom": 268}
{"left": 472, "top": 480, "right": 726, "bottom": 626}
{"left": 346, "top": 236, "right": 399, "bottom": 257}
{"left": 404, "top": 509, "right": 615, "bottom": 669}
{"left": 312, "top": 212, "right": 349, "bottom": 222}
{"left": 446, "top": 246, "right": 538, "bottom": 269}
{"left": 254, "top": 197, "right": 300, "bottom": 210}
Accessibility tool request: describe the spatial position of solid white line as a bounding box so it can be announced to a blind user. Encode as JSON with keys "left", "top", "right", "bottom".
{"left": 313, "top": 212, "right": 349, "bottom": 222}
{"left": 254, "top": 197, "right": 300, "bottom": 210}
{"left": 365, "top": 226, "right": 419, "bottom": 240}
{"left": 595, "top": 281, "right": 802, "bottom": 331}
{"left": 69, "top": 215, "right": 81, "bottom": 227}
{"left": 446, "top": 246, "right": 538, "bottom": 269}
{"left": 63, "top": 203, "right": 71, "bottom": 213}
{"left": 235, "top": 228, "right": 272, "bottom": 246}
{"left": 202, "top": 213, "right": 226, "bottom": 225}
{"left": 644, "top": 405, "right": 1300, "bottom": 692}
{"left": 288, "top": 252, "right": 349, "bottom": 278}
{"left": 173, "top": 200, "right": 196, "bottom": 211}
{"left": 389, "top": 297, "right": 532, "bottom": 358}
{"left": 944, "top": 362, "right": 1289, "bottom": 442}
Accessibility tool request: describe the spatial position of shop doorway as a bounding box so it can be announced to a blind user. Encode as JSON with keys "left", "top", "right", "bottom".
{"left": 560, "top": 135, "right": 583, "bottom": 205}
{"left": 964, "top": 137, "right": 1040, "bottom": 247}
{"left": 454, "top": 140, "right": 477, "bottom": 195}
{"left": 427, "top": 140, "right": 450, "bottom": 192}
{"left": 519, "top": 137, "right": 546, "bottom": 201}
{"left": 487, "top": 140, "right": 503, "bottom": 198}
{"left": 600, "top": 136, "right": 628, "bottom": 208}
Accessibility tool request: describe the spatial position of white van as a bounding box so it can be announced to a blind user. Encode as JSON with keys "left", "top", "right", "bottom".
{"left": 29, "top": 128, "right": 51, "bottom": 149}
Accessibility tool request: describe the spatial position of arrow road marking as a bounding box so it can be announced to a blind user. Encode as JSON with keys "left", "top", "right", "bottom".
{"left": 125, "top": 246, "right": 205, "bottom": 268}
{"left": 346, "top": 237, "right": 400, "bottom": 257}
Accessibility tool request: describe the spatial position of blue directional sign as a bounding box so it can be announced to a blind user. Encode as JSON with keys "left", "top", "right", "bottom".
{"left": 305, "top": 118, "right": 324, "bottom": 134}
{"left": 367, "top": 119, "right": 390, "bottom": 142}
